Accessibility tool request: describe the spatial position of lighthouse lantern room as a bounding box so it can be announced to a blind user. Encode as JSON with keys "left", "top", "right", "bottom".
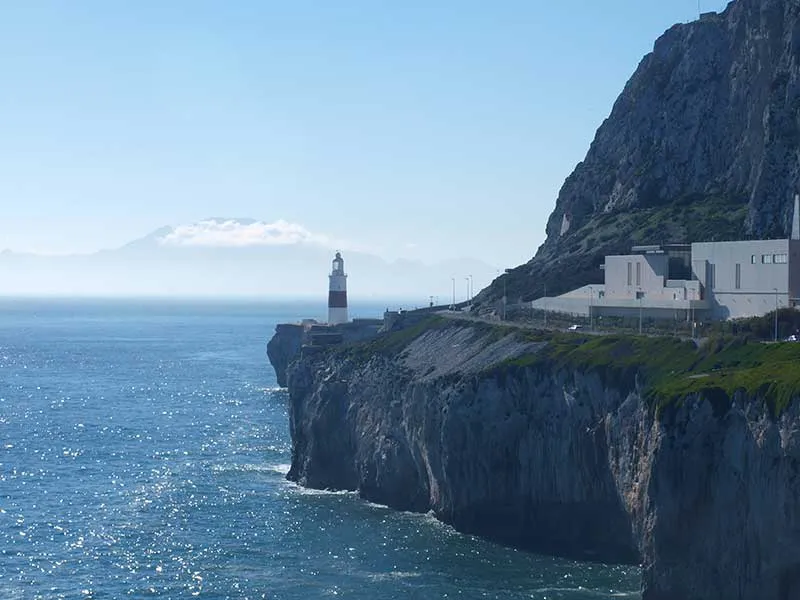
{"left": 328, "top": 251, "right": 348, "bottom": 325}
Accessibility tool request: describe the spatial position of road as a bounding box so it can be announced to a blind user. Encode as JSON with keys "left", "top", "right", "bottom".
{"left": 436, "top": 308, "right": 702, "bottom": 343}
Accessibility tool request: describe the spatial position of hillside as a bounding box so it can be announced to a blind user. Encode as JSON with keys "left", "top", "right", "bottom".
{"left": 479, "top": 0, "right": 800, "bottom": 306}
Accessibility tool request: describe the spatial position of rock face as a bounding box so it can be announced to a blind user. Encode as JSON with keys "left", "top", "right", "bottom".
{"left": 266, "top": 324, "right": 304, "bottom": 387}
{"left": 267, "top": 320, "right": 385, "bottom": 387}
{"left": 481, "top": 0, "right": 800, "bottom": 303}
{"left": 286, "top": 320, "right": 800, "bottom": 600}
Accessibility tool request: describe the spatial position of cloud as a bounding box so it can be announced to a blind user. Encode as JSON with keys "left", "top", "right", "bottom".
{"left": 159, "top": 218, "right": 339, "bottom": 248}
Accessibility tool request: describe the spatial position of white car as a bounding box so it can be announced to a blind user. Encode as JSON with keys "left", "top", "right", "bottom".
{"left": 568, "top": 324, "right": 583, "bottom": 331}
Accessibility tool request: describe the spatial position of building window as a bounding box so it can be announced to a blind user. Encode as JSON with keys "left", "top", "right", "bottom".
{"left": 774, "top": 253, "right": 788, "bottom": 264}
{"left": 751, "top": 254, "right": 756, "bottom": 264}
{"left": 598, "top": 291, "right": 605, "bottom": 299}
{"left": 627, "top": 262, "right": 632, "bottom": 286}
{"left": 636, "top": 262, "right": 641, "bottom": 286}
{"left": 635, "top": 291, "right": 644, "bottom": 300}
{"left": 762, "top": 254, "right": 773, "bottom": 264}
{"left": 735, "top": 263, "right": 741, "bottom": 289}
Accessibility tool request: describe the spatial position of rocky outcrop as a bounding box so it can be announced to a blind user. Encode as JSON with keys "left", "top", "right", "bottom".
{"left": 267, "top": 319, "right": 385, "bottom": 387}
{"left": 267, "top": 324, "right": 304, "bottom": 387}
{"left": 480, "top": 0, "right": 800, "bottom": 304}
{"left": 286, "top": 320, "right": 800, "bottom": 600}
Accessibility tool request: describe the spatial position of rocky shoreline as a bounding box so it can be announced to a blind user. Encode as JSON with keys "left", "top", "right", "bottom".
{"left": 270, "top": 317, "right": 800, "bottom": 600}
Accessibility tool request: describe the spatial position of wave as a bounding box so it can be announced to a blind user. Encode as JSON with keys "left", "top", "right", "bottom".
{"left": 529, "top": 588, "right": 639, "bottom": 598}
{"left": 364, "top": 571, "right": 422, "bottom": 582}
{"left": 266, "top": 463, "right": 291, "bottom": 475}
{"left": 210, "top": 462, "right": 291, "bottom": 475}
{"left": 286, "top": 484, "right": 358, "bottom": 497}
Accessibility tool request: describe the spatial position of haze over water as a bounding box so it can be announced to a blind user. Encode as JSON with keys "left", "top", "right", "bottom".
{"left": 0, "top": 299, "right": 640, "bottom": 599}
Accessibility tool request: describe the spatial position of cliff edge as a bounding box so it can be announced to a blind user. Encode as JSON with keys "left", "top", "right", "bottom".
{"left": 266, "top": 323, "right": 305, "bottom": 388}
{"left": 286, "top": 318, "right": 800, "bottom": 600}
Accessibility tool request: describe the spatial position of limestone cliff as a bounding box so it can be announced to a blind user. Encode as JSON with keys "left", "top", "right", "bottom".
{"left": 481, "top": 0, "right": 800, "bottom": 303}
{"left": 267, "top": 319, "right": 385, "bottom": 387}
{"left": 266, "top": 323, "right": 304, "bottom": 388}
{"left": 286, "top": 318, "right": 800, "bottom": 600}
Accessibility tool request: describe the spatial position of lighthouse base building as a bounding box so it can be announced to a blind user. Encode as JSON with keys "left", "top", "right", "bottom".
{"left": 328, "top": 251, "right": 348, "bottom": 325}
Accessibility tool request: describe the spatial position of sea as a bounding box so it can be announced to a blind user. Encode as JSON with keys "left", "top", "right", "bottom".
{"left": 0, "top": 298, "right": 641, "bottom": 599}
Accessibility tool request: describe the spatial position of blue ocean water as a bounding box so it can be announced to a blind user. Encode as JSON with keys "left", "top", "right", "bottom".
{"left": 0, "top": 299, "right": 640, "bottom": 599}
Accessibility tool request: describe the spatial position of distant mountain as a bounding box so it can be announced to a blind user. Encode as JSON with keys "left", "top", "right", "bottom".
{"left": 0, "top": 218, "right": 497, "bottom": 301}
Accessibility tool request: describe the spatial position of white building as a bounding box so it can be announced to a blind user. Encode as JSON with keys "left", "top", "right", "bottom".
{"left": 692, "top": 238, "right": 799, "bottom": 319}
{"left": 532, "top": 197, "right": 800, "bottom": 322}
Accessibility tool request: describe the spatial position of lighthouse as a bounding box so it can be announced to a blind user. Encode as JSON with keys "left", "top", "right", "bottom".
{"left": 328, "top": 251, "right": 348, "bottom": 325}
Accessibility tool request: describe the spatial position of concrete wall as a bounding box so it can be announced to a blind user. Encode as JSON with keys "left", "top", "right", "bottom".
{"left": 604, "top": 253, "right": 673, "bottom": 300}
{"left": 692, "top": 240, "right": 791, "bottom": 318}
{"left": 790, "top": 239, "right": 800, "bottom": 301}
{"left": 539, "top": 240, "right": 800, "bottom": 322}
{"left": 557, "top": 284, "right": 602, "bottom": 300}
{"left": 530, "top": 295, "right": 591, "bottom": 317}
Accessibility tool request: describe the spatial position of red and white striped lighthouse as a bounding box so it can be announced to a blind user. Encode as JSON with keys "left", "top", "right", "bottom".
{"left": 328, "top": 251, "right": 348, "bottom": 325}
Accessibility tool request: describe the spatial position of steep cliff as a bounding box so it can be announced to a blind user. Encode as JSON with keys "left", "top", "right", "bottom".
{"left": 267, "top": 324, "right": 304, "bottom": 388}
{"left": 481, "top": 0, "right": 800, "bottom": 303}
{"left": 267, "top": 320, "right": 385, "bottom": 387}
{"left": 286, "top": 318, "right": 800, "bottom": 600}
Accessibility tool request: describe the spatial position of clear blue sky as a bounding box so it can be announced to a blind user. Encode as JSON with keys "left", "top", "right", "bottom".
{"left": 0, "top": 0, "right": 729, "bottom": 267}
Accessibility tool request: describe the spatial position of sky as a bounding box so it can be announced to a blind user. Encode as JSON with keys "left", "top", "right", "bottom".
{"left": 0, "top": 0, "right": 730, "bottom": 268}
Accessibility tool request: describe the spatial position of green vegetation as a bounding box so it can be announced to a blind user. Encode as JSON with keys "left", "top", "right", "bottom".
{"left": 489, "top": 325, "right": 800, "bottom": 417}
{"left": 504, "top": 331, "right": 800, "bottom": 418}
{"left": 334, "top": 315, "right": 800, "bottom": 418}
{"left": 579, "top": 195, "right": 748, "bottom": 251}
{"left": 704, "top": 308, "right": 800, "bottom": 341}
{"left": 333, "top": 315, "right": 448, "bottom": 360}
{"left": 495, "top": 194, "right": 749, "bottom": 303}
{"left": 650, "top": 335, "right": 800, "bottom": 417}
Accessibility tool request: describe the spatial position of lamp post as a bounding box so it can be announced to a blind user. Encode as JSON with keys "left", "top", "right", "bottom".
{"left": 543, "top": 283, "right": 547, "bottom": 328}
{"left": 502, "top": 269, "right": 511, "bottom": 320}
{"left": 464, "top": 277, "right": 470, "bottom": 305}
{"left": 774, "top": 288, "right": 779, "bottom": 342}
{"left": 468, "top": 274, "right": 473, "bottom": 304}
{"left": 588, "top": 286, "right": 594, "bottom": 331}
{"left": 638, "top": 290, "right": 643, "bottom": 335}
{"left": 451, "top": 277, "right": 456, "bottom": 310}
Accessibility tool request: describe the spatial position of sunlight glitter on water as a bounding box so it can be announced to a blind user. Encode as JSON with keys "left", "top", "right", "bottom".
{"left": 0, "top": 300, "right": 641, "bottom": 599}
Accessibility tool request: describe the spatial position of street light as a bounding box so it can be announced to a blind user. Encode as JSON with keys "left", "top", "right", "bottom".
{"left": 502, "top": 269, "right": 511, "bottom": 320}
{"left": 464, "top": 277, "right": 470, "bottom": 305}
{"left": 774, "top": 288, "right": 779, "bottom": 342}
{"left": 451, "top": 277, "right": 456, "bottom": 310}
{"left": 543, "top": 283, "right": 547, "bottom": 328}
{"left": 588, "top": 286, "right": 594, "bottom": 331}
{"left": 638, "top": 290, "right": 643, "bottom": 335}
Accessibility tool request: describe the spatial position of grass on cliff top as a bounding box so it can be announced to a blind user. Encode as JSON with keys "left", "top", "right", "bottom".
{"left": 507, "top": 332, "right": 800, "bottom": 417}
{"left": 337, "top": 316, "right": 800, "bottom": 416}
{"left": 334, "top": 315, "right": 449, "bottom": 360}
{"left": 650, "top": 336, "right": 800, "bottom": 417}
